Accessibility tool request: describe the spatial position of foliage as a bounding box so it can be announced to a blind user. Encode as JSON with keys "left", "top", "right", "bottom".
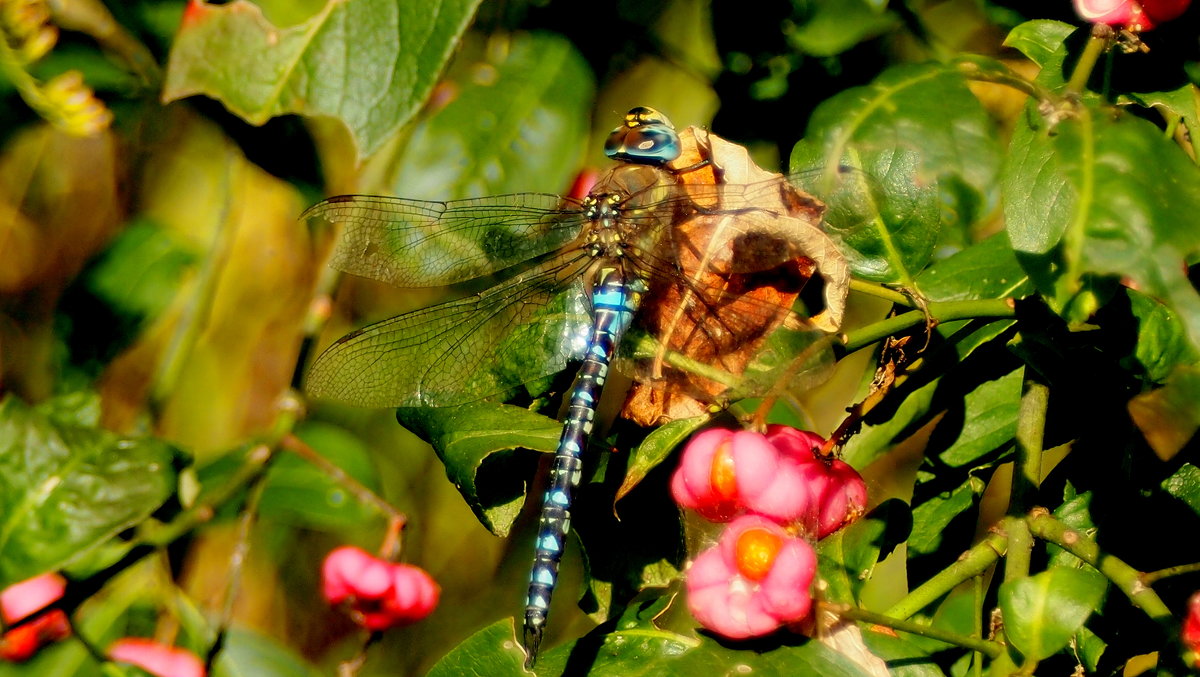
{"left": 2, "top": 0, "right": 1200, "bottom": 675}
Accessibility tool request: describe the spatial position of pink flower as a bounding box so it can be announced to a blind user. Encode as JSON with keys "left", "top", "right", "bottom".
{"left": 766, "top": 426, "right": 867, "bottom": 538}
{"left": 1073, "top": 0, "right": 1189, "bottom": 30}
{"left": 0, "top": 573, "right": 70, "bottom": 662}
{"left": 322, "top": 546, "right": 440, "bottom": 631}
{"left": 671, "top": 429, "right": 813, "bottom": 523}
{"left": 109, "top": 639, "right": 205, "bottom": 677}
{"left": 685, "top": 515, "right": 817, "bottom": 639}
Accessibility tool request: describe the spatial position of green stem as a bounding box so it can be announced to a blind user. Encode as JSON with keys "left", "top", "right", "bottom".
{"left": 1011, "top": 375, "right": 1047, "bottom": 515}
{"left": 1027, "top": 511, "right": 1174, "bottom": 626}
{"left": 1065, "top": 26, "right": 1110, "bottom": 96}
{"left": 849, "top": 279, "right": 913, "bottom": 307}
{"left": 832, "top": 604, "right": 1003, "bottom": 658}
{"left": 1143, "top": 561, "right": 1200, "bottom": 585}
{"left": 885, "top": 528, "right": 1009, "bottom": 621}
{"left": 841, "top": 298, "right": 1016, "bottom": 354}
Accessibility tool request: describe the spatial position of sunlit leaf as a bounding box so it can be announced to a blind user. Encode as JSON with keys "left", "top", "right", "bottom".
{"left": 396, "top": 402, "right": 558, "bottom": 536}
{"left": 999, "top": 567, "right": 1107, "bottom": 662}
{"left": 162, "top": 0, "right": 484, "bottom": 158}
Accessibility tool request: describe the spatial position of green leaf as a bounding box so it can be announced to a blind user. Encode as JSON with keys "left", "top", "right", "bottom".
{"left": 85, "top": 219, "right": 197, "bottom": 322}
{"left": 0, "top": 395, "right": 177, "bottom": 587}
{"left": 426, "top": 619, "right": 526, "bottom": 677}
{"left": 1003, "top": 20, "right": 1075, "bottom": 76}
{"left": 818, "top": 498, "right": 911, "bottom": 602}
{"left": 1162, "top": 463, "right": 1200, "bottom": 517}
{"left": 858, "top": 628, "right": 947, "bottom": 676}
{"left": 908, "top": 475, "right": 986, "bottom": 556}
{"left": 1123, "top": 84, "right": 1200, "bottom": 159}
{"left": 999, "top": 567, "right": 1107, "bottom": 662}
{"left": 791, "top": 62, "right": 998, "bottom": 285}
{"left": 213, "top": 627, "right": 324, "bottom": 677}
{"left": 376, "top": 31, "right": 594, "bottom": 200}
{"left": 1008, "top": 109, "right": 1200, "bottom": 349}
{"left": 933, "top": 367, "right": 1022, "bottom": 468}
{"left": 915, "top": 233, "right": 1033, "bottom": 303}
{"left": 256, "top": 421, "right": 381, "bottom": 529}
{"left": 162, "top": 0, "right": 484, "bottom": 159}
{"left": 616, "top": 415, "right": 708, "bottom": 503}
{"left": 396, "top": 402, "right": 559, "bottom": 536}
{"left": 785, "top": 0, "right": 899, "bottom": 57}
{"left": 1125, "top": 288, "right": 1192, "bottom": 383}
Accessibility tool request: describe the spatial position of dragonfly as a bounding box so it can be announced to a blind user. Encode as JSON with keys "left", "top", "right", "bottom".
{"left": 303, "top": 107, "right": 849, "bottom": 666}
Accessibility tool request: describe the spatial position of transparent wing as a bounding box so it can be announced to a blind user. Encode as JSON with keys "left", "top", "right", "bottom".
{"left": 303, "top": 193, "right": 587, "bottom": 287}
{"left": 306, "top": 253, "right": 594, "bottom": 408}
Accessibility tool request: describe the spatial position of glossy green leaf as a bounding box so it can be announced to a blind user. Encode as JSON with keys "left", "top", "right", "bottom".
{"left": 1047, "top": 487, "right": 1096, "bottom": 569}
{"left": 1003, "top": 20, "right": 1075, "bottom": 78}
{"left": 916, "top": 233, "right": 1033, "bottom": 303}
{"left": 616, "top": 415, "right": 708, "bottom": 503}
{"left": 396, "top": 402, "right": 559, "bottom": 536}
{"left": 791, "top": 62, "right": 998, "bottom": 284}
{"left": 0, "top": 395, "right": 176, "bottom": 587}
{"left": 1162, "top": 463, "right": 1200, "bottom": 517}
{"left": 1007, "top": 109, "right": 1200, "bottom": 348}
{"left": 530, "top": 626, "right": 875, "bottom": 677}
{"left": 378, "top": 31, "right": 594, "bottom": 200}
{"left": 908, "top": 475, "right": 986, "bottom": 556}
{"left": 426, "top": 619, "right": 527, "bottom": 677}
{"left": 162, "top": 0, "right": 483, "bottom": 158}
{"left": 1126, "top": 288, "right": 1192, "bottom": 383}
{"left": 933, "top": 367, "right": 1022, "bottom": 467}
{"left": 999, "top": 567, "right": 1107, "bottom": 662}
{"left": 1124, "top": 84, "right": 1200, "bottom": 159}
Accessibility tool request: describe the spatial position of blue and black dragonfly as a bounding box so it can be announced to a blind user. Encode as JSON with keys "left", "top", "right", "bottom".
{"left": 303, "top": 107, "right": 848, "bottom": 666}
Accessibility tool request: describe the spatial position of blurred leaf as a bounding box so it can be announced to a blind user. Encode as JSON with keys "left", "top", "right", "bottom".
{"left": 792, "top": 63, "right": 998, "bottom": 285}
{"left": 616, "top": 415, "right": 708, "bottom": 503}
{"left": 0, "top": 394, "right": 176, "bottom": 587}
{"left": 908, "top": 475, "right": 985, "bottom": 556}
{"left": 371, "top": 31, "right": 594, "bottom": 200}
{"left": 396, "top": 402, "right": 558, "bottom": 536}
{"left": 98, "top": 111, "right": 312, "bottom": 458}
{"left": 998, "top": 567, "right": 1107, "bottom": 662}
{"left": 425, "top": 618, "right": 533, "bottom": 677}
{"left": 256, "top": 421, "right": 381, "bottom": 529}
{"left": 213, "top": 627, "right": 324, "bottom": 677}
{"left": 1128, "top": 365, "right": 1200, "bottom": 461}
{"left": 162, "top": 0, "right": 484, "bottom": 159}
{"left": 85, "top": 219, "right": 197, "bottom": 322}
{"left": 785, "top": 0, "right": 899, "bottom": 57}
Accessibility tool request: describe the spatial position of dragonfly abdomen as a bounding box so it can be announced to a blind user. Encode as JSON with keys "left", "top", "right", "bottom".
{"left": 523, "top": 265, "right": 646, "bottom": 667}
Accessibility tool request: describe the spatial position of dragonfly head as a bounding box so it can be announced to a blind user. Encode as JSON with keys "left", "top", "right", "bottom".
{"left": 604, "top": 106, "right": 682, "bottom": 166}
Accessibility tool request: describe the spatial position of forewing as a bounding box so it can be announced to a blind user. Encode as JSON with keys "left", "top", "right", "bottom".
{"left": 306, "top": 255, "right": 593, "bottom": 408}
{"left": 303, "top": 193, "right": 585, "bottom": 286}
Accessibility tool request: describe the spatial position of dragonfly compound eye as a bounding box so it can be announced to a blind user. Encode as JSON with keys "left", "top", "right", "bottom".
{"left": 604, "top": 107, "right": 682, "bottom": 166}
